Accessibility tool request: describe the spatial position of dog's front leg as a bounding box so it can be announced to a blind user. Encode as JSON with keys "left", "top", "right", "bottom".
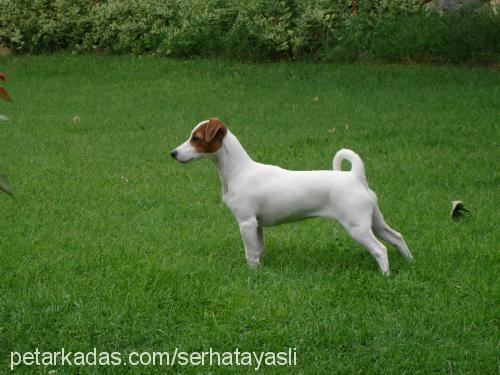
{"left": 238, "top": 218, "right": 264, "bottom": 266}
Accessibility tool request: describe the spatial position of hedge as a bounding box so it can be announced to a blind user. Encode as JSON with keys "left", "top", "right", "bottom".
{"left": 0, "top": 0, "right": 499, "bottom": 64}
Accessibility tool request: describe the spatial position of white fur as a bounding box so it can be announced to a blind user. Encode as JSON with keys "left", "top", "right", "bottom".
{"left": 172, "top": 122, "right": 413, "bottom": 275}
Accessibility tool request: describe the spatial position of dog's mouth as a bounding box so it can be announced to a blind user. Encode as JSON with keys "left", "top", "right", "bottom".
{"left": 171, "top": 151, "right": 196, "bottom": 164}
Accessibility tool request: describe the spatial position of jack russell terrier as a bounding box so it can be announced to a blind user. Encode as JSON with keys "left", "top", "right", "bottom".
{"left": 171, "top": 118, "right": 413, "bottom": 275}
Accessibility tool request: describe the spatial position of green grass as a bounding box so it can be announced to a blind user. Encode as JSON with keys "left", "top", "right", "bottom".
{"left": 0, "top": 55, "right": 498, "bottom": 374}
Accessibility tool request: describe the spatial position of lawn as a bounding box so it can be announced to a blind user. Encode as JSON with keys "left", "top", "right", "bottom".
{"left": 0, "top": 55, "right": 498, "bottom": 374}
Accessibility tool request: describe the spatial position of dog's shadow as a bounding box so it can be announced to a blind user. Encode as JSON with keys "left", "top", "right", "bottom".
{"left": 260, "top": 224, "right": 408, "bottom": 274}
{"left": 265, "top": 240, "right": 375, "bottom": 273}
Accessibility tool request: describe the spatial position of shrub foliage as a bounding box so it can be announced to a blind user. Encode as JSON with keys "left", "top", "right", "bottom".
{"left": 0, "top": 0, "right": 498, "bottom": 63}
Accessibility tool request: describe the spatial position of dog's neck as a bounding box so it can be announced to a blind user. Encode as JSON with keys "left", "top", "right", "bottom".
{"left": 213, "top": 130, "right": 253, "bottom": 195}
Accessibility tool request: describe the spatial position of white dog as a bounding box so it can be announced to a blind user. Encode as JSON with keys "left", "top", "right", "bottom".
{"left": 171, "top": 118, "right": 413, "bottom": 274}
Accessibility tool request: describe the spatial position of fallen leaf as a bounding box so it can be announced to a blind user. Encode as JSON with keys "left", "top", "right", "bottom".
{"left": 0, "top": 73, "right": 6, "bottom": 81}
{"left": 0, "top": 87, "right": 11, "bottom": 101}
{"left": 0, "top": 173, "right": 13, "bottom": 196}
{"left": 0, "top": 114, "right": 9, "bottom": 122}
{"left": 451, "top": 200, "right": 469, "bottom": 221}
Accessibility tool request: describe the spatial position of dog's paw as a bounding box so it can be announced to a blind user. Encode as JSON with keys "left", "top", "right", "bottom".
{"left": 247, "top": 261, "right": 260, "bottom": 268}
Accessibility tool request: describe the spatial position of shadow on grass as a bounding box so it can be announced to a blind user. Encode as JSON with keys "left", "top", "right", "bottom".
{"left": 262, "top": 236, "right": 413, "bottom": 275}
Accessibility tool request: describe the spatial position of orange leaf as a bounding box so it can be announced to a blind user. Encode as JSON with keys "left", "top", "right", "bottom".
{"left": 0, "top": 87, "right": 11, "bottom": 101}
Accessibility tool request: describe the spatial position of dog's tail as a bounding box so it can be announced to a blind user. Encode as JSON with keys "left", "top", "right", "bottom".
{"left": 332, "top": 149, "right": 367, "bottom": 184}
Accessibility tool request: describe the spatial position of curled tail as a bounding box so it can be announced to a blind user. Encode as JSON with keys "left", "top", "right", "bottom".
{"left": 332, "top": 148, "right": 367, "bottom": 184}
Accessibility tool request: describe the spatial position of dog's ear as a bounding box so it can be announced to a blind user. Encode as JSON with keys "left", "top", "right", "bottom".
{"left": 205, "top": 118, "right": 227, "bottom": 143}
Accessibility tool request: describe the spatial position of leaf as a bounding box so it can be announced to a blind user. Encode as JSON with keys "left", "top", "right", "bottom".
{"left": 0, "top": 114, "right": 9, "bottom": 122}
{"left": 0, "top": 73, "right": 5, "bottom": 81}
{"left": 451, "top": 200, "right": 469, "bottom": 221}
{"left": 0, "top": 173, "right": 13, "bottom": 196}
{"left": 0, "top": 87, "right": 12, "bottom": 102}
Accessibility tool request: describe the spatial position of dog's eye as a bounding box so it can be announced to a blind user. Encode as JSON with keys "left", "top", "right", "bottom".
{"left": 191, "top": 135, "right": 199, "bottom": 142}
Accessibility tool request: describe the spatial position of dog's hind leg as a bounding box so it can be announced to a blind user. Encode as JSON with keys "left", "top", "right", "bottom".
{"left": 346, "top": 224, "right": 390, "bottom": 275}
{"left": 371, "top": 204, "right": 413, "bottom": 260}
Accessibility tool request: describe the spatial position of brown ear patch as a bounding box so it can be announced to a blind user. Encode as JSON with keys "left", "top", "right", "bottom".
{"left": 190, "top": 118, "right": 227, "bottom": 153}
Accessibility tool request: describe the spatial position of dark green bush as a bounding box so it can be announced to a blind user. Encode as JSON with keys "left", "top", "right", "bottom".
{"left": 0, "top": 0, "right": 93, "bottom": 51}
{"left": 358, "top": 11, "right": 500, "bottom": 64}
{"left": 0, "top": 0, "right": 498, "bottom": 64}
{"left": 83, "top": 0, "right": 175, "bottom": 54}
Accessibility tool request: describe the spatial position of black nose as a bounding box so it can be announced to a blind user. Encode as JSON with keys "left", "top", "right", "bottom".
{"left": 171, "top": 150, "right": 178, "bottom": 159}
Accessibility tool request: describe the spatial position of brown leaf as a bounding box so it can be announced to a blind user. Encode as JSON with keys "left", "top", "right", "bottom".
{"left": 0, "top": 87, "right": 11, "bottom": 101}
{"left": 0, "top": 73, "right": 6, "bottom": 82}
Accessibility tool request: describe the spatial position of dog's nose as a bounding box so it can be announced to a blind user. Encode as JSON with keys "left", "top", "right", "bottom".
{"left": 171, "top": 150, "right": 178, "bottom": 159}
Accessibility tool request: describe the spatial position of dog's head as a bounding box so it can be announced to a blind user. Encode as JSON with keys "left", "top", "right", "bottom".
{"left": 171, "top": 118, "right": 227, "bottom": 163}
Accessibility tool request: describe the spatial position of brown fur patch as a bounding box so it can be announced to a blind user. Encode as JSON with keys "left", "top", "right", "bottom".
{"left": 190, "top": 118, "right": 227, "bottom": 153}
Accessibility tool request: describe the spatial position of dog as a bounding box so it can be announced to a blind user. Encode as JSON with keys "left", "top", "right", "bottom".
{"left": 171, "top": 118, "right": 413, "bottom": 274}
